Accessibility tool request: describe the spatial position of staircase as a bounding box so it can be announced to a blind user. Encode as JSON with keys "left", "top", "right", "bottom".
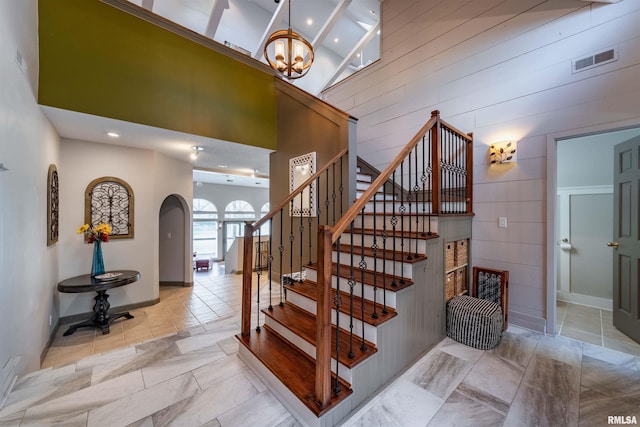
{"left": 237, "top": 111, "right": 473, "bottom": 426}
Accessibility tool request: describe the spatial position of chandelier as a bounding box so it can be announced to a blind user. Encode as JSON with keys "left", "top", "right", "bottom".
{"left": 264, "top": 0, "right": 314, "bottom": 80}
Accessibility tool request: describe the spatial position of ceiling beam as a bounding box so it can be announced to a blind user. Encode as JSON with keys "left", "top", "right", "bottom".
{"left": 253, "top": 0, "right": 288, "bottom": 60}
{"left": 140, "top": 0, "right": 153, "bottom": 10}
{"left": 311, "top": 0, "right": 351, "bottom": 48}
{"left": 321, "top": 21, "right": 379, "bottom": 91}
{"left": 204, "top": 0, "right": 229, "bottom": 39}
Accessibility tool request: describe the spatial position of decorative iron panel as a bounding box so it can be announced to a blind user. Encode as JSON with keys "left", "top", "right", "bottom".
{"left": 85, "top": 177, "right": 134, "bottom": 239}
{"left": 47, "top": 164, "right": 59, "bottom": 246}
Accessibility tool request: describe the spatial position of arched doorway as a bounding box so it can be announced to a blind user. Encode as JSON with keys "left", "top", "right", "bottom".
{"left": 159, "top": 194, "right": 191, "bottom": 286}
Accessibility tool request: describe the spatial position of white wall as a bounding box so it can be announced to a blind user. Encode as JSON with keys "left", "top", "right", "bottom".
{"left": 323, "top": 0, "right": 640, "bottom": 332}
{"left": 0, "top": 0, "right": 61, "bottom": 379}
{"left": 58, "top": 139, "right": 193, "bottom": 317}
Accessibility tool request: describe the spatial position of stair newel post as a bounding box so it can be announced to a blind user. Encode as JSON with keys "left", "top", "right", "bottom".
{"left": 391, "top": 170, "right": 398, "bottom": 288}
{"left": 334, "top": 236, "right": 342, "bottom": 394}
{"left": 348, "top": 221, "right": 356, "bottom": 359}
{"left": 466, "top": 133, "right": 473, "bottom": 214}
{"left": 315, "top": 225, "right": 333, "bottom": 407}
{"left": 359, "top": 209, "right": 367, "bottom": 351}
{"left": 431, "top": 110, "right": 441, "bottom": 215}
{"left": 241, "top": 222, "right": 255, "bottom": 336}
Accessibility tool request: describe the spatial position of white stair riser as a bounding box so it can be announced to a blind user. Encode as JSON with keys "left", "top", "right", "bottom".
{"left": 356, "top": 192, "right": 396, "bottom": 201}
{"left": 285, "top": 291, "right": 378, "bottom": 345}
{"left": 331, "top": 251, "right": 413, "bottom": 279}
{"left": 355, "top": 214, "right": 438, "bottom": 234}
{"left": 341, "top": 232, "right": 430, "bottom": 255}
{"left": 264, "top": 316, "right": 353, "bottom": 385}
{"left": 357, "top": 173, "right": 371, "bottom": 183}
{"left": 306, "top": 269, "right": 399, "bottom": 309}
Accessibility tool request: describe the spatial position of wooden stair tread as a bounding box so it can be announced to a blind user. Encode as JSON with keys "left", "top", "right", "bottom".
{"left": 334, "top": 244, "right": 427, "bottom": 264}
{"left": 237, "top": 328, "right": 352, "bottom": 417}
{"left": 351, "top": 228, "right": 439, "bottom": 240}
{"left": 285, "top": 280, "right": 398, "bottom": 326}
{"left": 306, "top": 262, "right": 414, "bottom": 291}
{"left": 264, "top": 303, "right": 377, "bottom": 369}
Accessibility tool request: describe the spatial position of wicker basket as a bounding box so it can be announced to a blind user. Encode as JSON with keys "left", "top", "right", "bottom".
{"left": 456, "top": 267, "right": 467, "bottom": 296}
{"left": 456, "top": 239, "right": 468, "bottom": 266}
{"left": 445, "top": 242, "right": 455, "bottom": 271}
{"left": 446, "top": 271, "right": 455, "bottom": 301}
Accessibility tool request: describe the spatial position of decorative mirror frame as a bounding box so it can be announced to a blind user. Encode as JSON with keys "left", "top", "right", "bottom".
{"left": 85, "top": 176, "right": 134, "bottom": 239}
{"left": 47, "top": 164, "right": 59, "bottom": 246}
{"left": 289, "top": 152, "right": 316, "bottom": 217}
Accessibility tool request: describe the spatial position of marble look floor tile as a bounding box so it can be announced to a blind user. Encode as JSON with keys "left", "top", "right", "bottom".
{"left": 604, "top": 337, "right": 640, "bottom": 358}
{"left": 560, "top": 327, "right": 603, "bottom": 347}
{"left": 427, "top": 390, "right": 505, "bottom": 427}
{"left": 217, "top": 391, "right": 290, "bottom": 427}
{"left": 579, "top": 386, "right": 640, "bottom": 426}
{"left": 437, "top": 338, "right": 485, "bottom": 363}
{"left": 192, "top": 355, "right": 248, "bottom": 390}
{"left": 534, "top": 334, "right": 583, "bottom": 367}
{"left": 410, "top": 350, "right": 472, "bottom": 400}
{"left": 149, "top": 372, "right": 259, "bottom": 427}
{"left": 87, "top": 372, "right": 200, "bottom": 427}
{"left": 273, "top": 415, "right": 303, "bottom": 426}
{"left": 1, "top": 368, "right": 93, "bottom": 417}
{"left": 455, "top": 382, "right": 510, "bottom": 415}
{"left": 521, "top": 354, "right": 581, "bottom": 412}
{"left": 460, "top": 352, "right": 524, "bottom": 407}
{"left": 20, "top": 371, "right": 145, "bottom": 426}
{"left": 602, "top": 322, "right": 637, "bottom": 344}
{"left": 218, "top": 336, "right": 239, "bottom": 355}
{"left": 490, "top": 332, "right": 536, "bottom": 369}
{"left": 503, "top": 383, "right": 577, "bottom": 427}
{"left": 581, "top": 355, "right": 640, "bottom": 399}
{"left": 12, "top": 364, "right": 77, "bottom": 392}
{"left": 125, "top": 415, "right": 154, "bottom": 427}
{"left": 0, "top": 409, "right": 24, "bottom": 426}
{"left": 141, "top": 346, "right": 227, "bottom": 387}
{"left": 582, "top": 342, "right": 640, "bottom": 370}
{"left": 75, "top": 346, "right": 138, "bottom": 371}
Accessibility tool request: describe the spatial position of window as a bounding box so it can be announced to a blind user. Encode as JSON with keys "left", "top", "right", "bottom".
{"left": 224, "top": 200, "right": 255, "bottom": 253}
{"left": 193, "top": 198, "right": 218, "bottom": 259}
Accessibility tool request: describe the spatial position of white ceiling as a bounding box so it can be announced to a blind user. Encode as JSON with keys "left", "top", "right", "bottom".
{"left": 42, "top": 0, "right": 380, "bottom": 188}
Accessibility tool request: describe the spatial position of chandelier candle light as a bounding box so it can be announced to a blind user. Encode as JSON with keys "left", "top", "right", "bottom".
{"left": 264, "top": 0, "right": 314, "bottom": 79}
{"left": 77, "top": 223, "right": 111, "bottom": 278}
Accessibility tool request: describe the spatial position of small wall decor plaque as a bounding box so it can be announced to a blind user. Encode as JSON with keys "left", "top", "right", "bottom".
{"left": 47, "top": 164, "right": 59, "bottom": 246}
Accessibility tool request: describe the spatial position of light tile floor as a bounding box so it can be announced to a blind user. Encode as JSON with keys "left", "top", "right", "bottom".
{"left": 2, "top": 271, "right": 639, "bottom": 426}
{"left": 557, "top": 300, "right": 640, "bottom": 357}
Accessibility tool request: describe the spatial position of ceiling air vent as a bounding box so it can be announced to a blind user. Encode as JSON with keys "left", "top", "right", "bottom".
{"left": 572, "top": 47, "right": 617, "bottom": 73}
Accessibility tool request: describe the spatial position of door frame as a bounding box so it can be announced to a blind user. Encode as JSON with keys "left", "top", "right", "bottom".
{"left": 546, "top": 118, "right": 640, "bottom": 335}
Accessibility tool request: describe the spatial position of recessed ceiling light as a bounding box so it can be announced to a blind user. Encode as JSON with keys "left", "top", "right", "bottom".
{"left": 370, "top": 9, "right": 376, "bottom": 15}
{"left": 306, "top": 18, "right": 313, "bottom": 26}
{"left": 107, "top": 132, "right": 120, "bottom": 138}
{"left": 218, "top": 165, "right": 228, "bottom": 169}
{"left": 334, "top": 37, "right": 339, "bottom": 43}
{"left": 190, "top": 146, "right": 203, "bottom": 160}
{"left": 255, "top": 182, "right": 261, "bottom": 185}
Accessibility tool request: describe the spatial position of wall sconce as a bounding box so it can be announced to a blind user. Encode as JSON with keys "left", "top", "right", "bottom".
{"left": 490, "top": 141, "right": 517, "bottom": 164}
{"left": 190, "top": 146, "right": 203, "bottom": 161}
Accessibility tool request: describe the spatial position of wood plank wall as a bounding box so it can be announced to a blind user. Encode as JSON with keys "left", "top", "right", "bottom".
{"left": 323, "top": 0, "right": 640, "bottom": 332}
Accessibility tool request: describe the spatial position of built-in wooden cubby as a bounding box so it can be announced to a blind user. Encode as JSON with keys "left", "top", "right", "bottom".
{"left": 445, "top": 239, "right": 469, "bottom": 301}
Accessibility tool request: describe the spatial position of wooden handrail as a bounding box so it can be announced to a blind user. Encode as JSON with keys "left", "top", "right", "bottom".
{"left": 252, "top": 146, "right": 349, "bottom": 231}
{"left": 331, "top": 113, "right": 439, "bottom": 242}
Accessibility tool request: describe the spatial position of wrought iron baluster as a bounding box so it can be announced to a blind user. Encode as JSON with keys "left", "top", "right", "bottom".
{"left": 289, "top": 200, "right": 295, "bottom": 284}
{"left": 279, "top": 210, "right": 284, "bottom": 305}
{"left": 421, "top": 135, "right": 427, "bottom": 237}
{"left": 371, "top": 195, "right": 378, "bottom": 320}
{"left": 325, "top": 170, "right": 330, "bottom": 225}
{"left": 299, "top": 193, "right": 304, "bottom": 282}
{"left": 382, "top": 176, "right": 388, "bottom": 314}
{"left": 348, "top": 221, "right": 356, "bottom": 359}
{"left": 332, "top": 163, "right": 336, "bottom": 225}
{"left": 427, "top": 133, "right": 433, "bottom": 234}
{"left": 256, "top": 227, "right": 262, "bottom": 332}
{"left": 339, "top": 156, "right": 344, "bottom": 217}
{"left": 359, "top": 209, "right": 367, "bottom": 351}
{"left": 407, "top": 151, "right": 413, "bottom": 261}
{"left": 399, "top": 162, "right": 406, "bottom": 285}
{"left": 391, "top": 170, "right": 398, "bottom": 288}
{"left": 413, "top": 144, "right": 420, "bottom": 257}
{"left": 269, "top": 218, "right": 273, "bottom": 310}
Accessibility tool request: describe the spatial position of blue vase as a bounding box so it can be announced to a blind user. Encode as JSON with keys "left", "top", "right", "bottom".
{"left": 91, "top": 240, "right": 105, "bottom": 278}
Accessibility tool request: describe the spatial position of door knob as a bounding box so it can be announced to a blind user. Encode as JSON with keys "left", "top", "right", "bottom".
{"left": 607, "top": 242, "right": 619, "bottom": 248}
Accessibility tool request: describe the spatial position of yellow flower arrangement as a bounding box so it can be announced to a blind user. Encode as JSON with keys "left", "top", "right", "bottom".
{"left": 77, "top": 223, "right": 111, "bottom": 243}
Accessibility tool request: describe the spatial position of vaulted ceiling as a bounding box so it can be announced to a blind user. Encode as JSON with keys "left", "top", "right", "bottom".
{"left": 123, "top": 0, "right": 381, "bottom": 95}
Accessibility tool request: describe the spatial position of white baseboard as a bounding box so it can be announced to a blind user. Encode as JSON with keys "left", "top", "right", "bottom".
{"left": 556, "top": 291, "right": 612, "bottom": 310}
{"left": 508, "top": 311, "right": 546, "bottom": 334}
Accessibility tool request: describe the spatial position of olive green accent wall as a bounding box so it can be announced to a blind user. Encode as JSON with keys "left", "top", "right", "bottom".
{"left": 38, "top": 0, "right": 276, "bottom": 150}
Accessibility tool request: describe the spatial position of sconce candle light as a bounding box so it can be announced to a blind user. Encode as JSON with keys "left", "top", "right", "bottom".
{"left": 490, "top": 141, "right": 517, "bottom": 164}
